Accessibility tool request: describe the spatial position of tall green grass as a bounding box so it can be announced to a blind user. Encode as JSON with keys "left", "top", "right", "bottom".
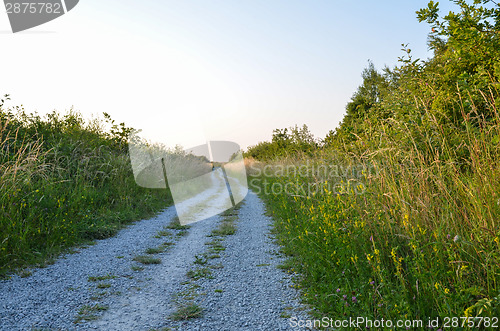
{"left": 0, "top": 96, "right": 171, "bottom": 277}
{"left": 249, "top": 93, "right": 500, "bottom": 325}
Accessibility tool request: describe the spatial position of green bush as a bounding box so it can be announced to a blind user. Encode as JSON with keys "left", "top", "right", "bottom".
{"left": 0, "top": 95, "right": 172, "bottom": 277}
{"left": 248, "top": 0, "right": 500, "bottom": 325}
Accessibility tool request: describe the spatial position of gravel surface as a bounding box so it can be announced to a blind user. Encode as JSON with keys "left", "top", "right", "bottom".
{"left": 0, "top": 190, "right": 309, "bottom": 330}
{"left": 169, "top": 191, "right": 309, "bottom": 331}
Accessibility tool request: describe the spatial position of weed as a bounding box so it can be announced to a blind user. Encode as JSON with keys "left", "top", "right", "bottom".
{"left": 96, "top": 283, "right": 111, "bottom": 289}
{"left": 276, "top": 260, "right": 294, "bottom": 272}
{"left": 166, "top": 219, "right": 190, "bottom": 231}
{"left": 186, "top": 268, "right": 212, "bottom": 280}
{"left": 209, "top": 222, "right": 236, "bottom": 237}
{"left": 131, "top": 265, "right": 144, "bottom": 271}
{"left": 133, "top": 255, "right": 161, "bottom": 265}
{"left": 74, "top": 304, "right": 108, "bottom": 323}
{"left": 88, "top": 274, "right": 116, "bottom": 282}
{"left": 205, "top": 239, "right": 225, "bottom": 254}
{"left": 90, "top": 291, "right": 108, "bottom": 300}
{"left": 209, "top": 263, "right": 223, "bottom": 269}
{"left": 154, "top": 230, "right": 171, "bottom": 238}
{"left": 280, "top": 311, "right": 291, "bottom": 318}
{"left": 193, "top": 255, "right": 207, "bottom": 265}
{"left": 169, "top": 302, "right": 203, "bottom": 321}
{"left": 221, "top": 208, "right": 237, "bottom": 217}
{"left": 175, "top": 230, "right": 189, "bottom": 237}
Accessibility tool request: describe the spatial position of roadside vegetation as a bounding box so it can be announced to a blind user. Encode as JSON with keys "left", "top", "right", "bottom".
{"left": 247, "top": 0, "right": 500, "bottom": 325}
{"left": 0, "top": 97, "right": 172, "bottom": 277}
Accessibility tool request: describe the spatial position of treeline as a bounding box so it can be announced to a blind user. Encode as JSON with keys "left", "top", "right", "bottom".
{"left": 0, "top": 96, "right": 171, "bottom": 277}
{"left": 245, "top": 124, "right": 318, "bottom": 160}
{"left": 249, "top": 0, "right": 500, "bottom": 322}
{"left": 248, "top": 0, "right": 500, "bottom": 160}
{"left": 330, "top": 0, "right": 500, "bottom": 157}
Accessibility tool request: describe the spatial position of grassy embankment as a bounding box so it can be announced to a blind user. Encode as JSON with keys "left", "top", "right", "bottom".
{"left": 247, "top": 0, "right": 500, "bottom": 326}
{"left": 249, "top": 110, "right": 500, "bottom": 324}
{"left": 0, "top": 96, "right": 172, "bottom": 277}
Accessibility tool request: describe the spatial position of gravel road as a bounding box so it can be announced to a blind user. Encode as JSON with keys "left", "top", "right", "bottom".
{"left": 0, "top": 190, "right": 309, "bottom": 330}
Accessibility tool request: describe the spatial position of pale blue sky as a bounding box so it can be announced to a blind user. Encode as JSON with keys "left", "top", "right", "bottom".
{"left": 0, "top": 1, "right": 458, "bottom": 149}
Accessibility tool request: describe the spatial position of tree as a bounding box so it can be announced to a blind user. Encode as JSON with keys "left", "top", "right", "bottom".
{"left": 416, "top": 0, "right": 500, "bottom": 123}
{"left": 332, "top": 61, "right": 390, "bottom": 145}
{"left": 245, "top": 125, "right": 318, "bottom": 160}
